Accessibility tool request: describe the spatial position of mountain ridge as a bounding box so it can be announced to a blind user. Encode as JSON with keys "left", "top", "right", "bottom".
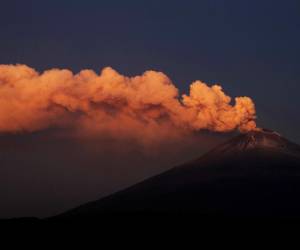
{"left": 52, "top": 129, "right": 300, "bottom": 219}
{"left": 203, "top": 128, "right": 299, "bottom": 156}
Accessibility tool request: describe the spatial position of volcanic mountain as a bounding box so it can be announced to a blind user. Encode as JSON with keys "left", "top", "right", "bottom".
{"left": 55, "top": 129, "right": 300, "bottom": 219}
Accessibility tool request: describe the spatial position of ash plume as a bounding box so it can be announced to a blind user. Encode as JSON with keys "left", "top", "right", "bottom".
{"left": 0, "top": 64, "right": 257, "bottom": 144}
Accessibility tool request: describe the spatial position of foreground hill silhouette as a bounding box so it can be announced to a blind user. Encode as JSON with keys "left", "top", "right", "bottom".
{"left": 53, "top": 129, "right": 300, "bottom": 220}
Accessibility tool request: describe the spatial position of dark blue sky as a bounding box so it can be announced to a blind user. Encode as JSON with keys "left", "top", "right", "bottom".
{"left": 1, "top": 0, "right": 300, "bottom": 142}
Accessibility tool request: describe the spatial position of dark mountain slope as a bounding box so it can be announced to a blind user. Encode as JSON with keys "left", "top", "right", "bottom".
{"left": 55, "top": 129, "right": 300, "bottom": 219}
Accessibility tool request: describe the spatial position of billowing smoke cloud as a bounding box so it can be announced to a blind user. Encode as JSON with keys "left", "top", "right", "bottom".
{"left": 0, "top": 64, "right": 257, "bottom": 144}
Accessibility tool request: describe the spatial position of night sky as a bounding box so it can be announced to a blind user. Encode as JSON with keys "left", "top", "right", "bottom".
{"left": 1, "top": 0, "right": 300, "bottom": 142}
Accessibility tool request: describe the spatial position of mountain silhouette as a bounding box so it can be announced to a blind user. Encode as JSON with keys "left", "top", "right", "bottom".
{"left": 54, "top": 129, "right": 300, "bottom": 219}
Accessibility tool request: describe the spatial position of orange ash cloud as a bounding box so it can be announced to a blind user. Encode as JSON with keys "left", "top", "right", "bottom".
{"left": 0, "top": 64, "right": 257, "bottom": 142}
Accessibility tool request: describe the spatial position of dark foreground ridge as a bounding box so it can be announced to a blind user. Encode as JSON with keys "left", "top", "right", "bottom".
{"left": 48, "top": 128, "right": 300, "bottom": 220}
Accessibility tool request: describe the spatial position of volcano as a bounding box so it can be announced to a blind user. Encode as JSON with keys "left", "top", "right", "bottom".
{"left": 55, "top": 129, "right": 300, "bottom": 219}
